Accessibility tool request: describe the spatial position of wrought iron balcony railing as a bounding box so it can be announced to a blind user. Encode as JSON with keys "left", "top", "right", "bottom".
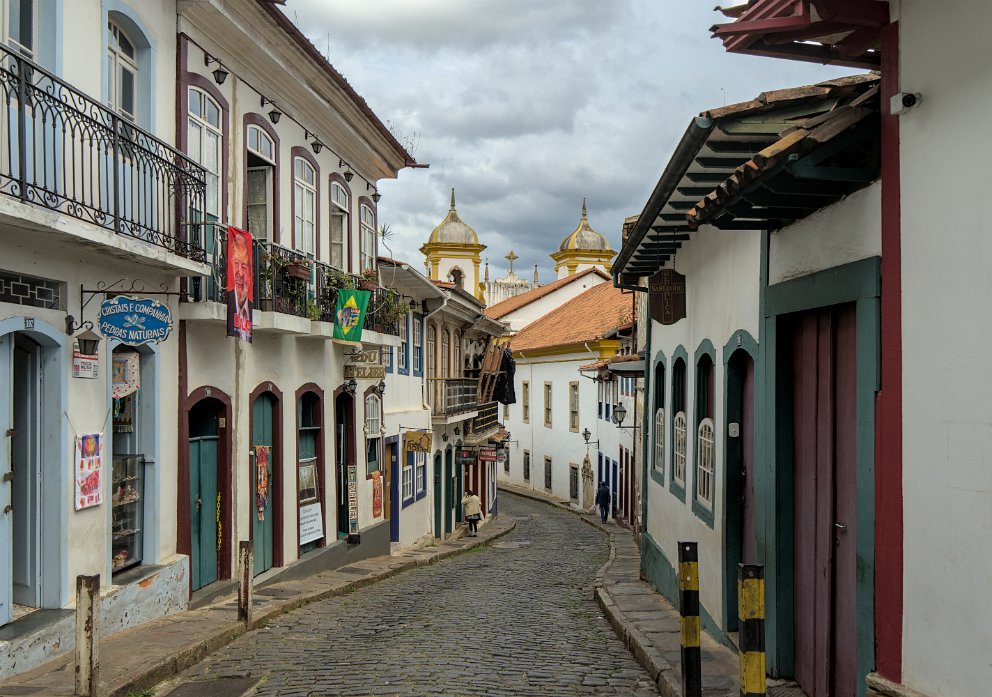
{"left": 428, "top": 378, "right": 480, "bottom": 417}
{"left": 183, "top": 226, "right": 400, "bottom": 336}
{"left": 0, "top": 44, "right": 207, "bottom": 261}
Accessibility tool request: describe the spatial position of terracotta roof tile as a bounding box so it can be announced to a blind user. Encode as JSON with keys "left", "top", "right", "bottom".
{"left": 484, "top": 268, "right": 610, "bottom": 320}
{"left": 510, "top": 283, "right": 632, "bottom": 353}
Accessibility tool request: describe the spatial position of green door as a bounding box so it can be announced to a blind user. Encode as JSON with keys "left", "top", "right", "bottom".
{"left": 189, "top": 436, "right": 218, "bottom": 591}
{"left": 444, "top": 449, "right": 453, "bottom": 535}
{"left": 433, "top": 453, "right": 442, "bottom": 538}
{"left": 252, "top": 395, "right": 275, "bottom": 576}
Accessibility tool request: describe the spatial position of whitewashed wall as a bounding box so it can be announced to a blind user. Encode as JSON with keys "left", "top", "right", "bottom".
{"left": 645, "top": 225, "right": 760, "bottom": 628}
{"left": 899, "top": 2, "right": 992, "bottom": 694}
{"left": 496, "top": 274, "right": 608, "bottom": 332}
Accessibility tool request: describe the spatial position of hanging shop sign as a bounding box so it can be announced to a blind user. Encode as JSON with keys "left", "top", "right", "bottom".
{"left": 72, "top": 345, "right": 99, "bottom": 379}
{"left": 478, "top": 447, "right": 497, "bottom": 463}
{"left": 344, "top": 363, "right": 386, "bottom": 380}
{"left": 496, "top": 449, "right": 507, "bottom": 469}
{"left": 457, "top": 449, "right": 477, "bottom": 467}
{"left": 404, "top": 430, "right": 432, "bottom": 454}
{"left": 347, "top": 463, "right": 359, "bottom": 533}
{"left": 648, "top": 269, "right": 687, "bottom": 326}
{"left": 98, "top": 296, "right": 173, "bottom": 345}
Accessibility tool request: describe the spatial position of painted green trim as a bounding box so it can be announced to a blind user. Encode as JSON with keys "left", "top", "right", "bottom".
{"left": 758, "top": 252, "right": 880, "bottom": 691}
{"left": 764, "top": 257, "right": 880, "bottom": 318}
{"left": 721, "top": 328, "right": 759, "bottom": 632}
{"left": 640, "top": 313, "right": 653, "bottom": 533}
{"left": 693, "top": 338, "right": 716, "bottom": 366}
{"left": 669, "top": 345, "right": 688, "bottom": 502}
{"left": 691, "top": 339, "right": 717, "bottom": 528}
{"left": 649, "top": 349, "right": 668, "bottom": 488}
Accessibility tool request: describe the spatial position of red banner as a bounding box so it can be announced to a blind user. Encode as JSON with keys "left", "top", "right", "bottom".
{"left": 226, "top": 225, "right": 253, "bottom": 342}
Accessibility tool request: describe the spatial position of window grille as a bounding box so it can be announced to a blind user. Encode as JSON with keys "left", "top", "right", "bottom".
{"left": 523, "top": 451, "right": 530, "bottom": 481}
{"left": 544, "top": 457, "right": 552, "bottom": 490}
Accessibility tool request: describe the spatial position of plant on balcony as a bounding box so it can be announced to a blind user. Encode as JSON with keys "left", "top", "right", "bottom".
{"left": 359, "top": 267, "right": 379, "bottom": 291}
{"left": 306, "top": 300, "right": 323, "bottom": 321}
{"left": 286, "top": 259, "right": 312, "bottom": 280}
{"left": 377, "top": 288, "right": 410, "bottom": 328}
{"left": 327, "top": 269, "right": 357, "bottom": 290}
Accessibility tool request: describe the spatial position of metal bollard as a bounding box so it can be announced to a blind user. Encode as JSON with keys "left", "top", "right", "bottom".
{"left": 678, "top": 541, "right": 702, "bottom": 697}
{"left": 738, "top": 564, "right": 766, "bottom": 697}
{"left": 74, "top": 574, "right": 100, "bottom": 697}
{"left": 238, "top": 541, "right": 254, "bottom": 627}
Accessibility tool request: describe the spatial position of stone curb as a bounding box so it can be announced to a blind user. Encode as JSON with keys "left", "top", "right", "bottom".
{"left": 498, "top": 485, "right": 682, "bottom": 697}
{"left": 59, "top": 521, "right": 517, "bottom": 697}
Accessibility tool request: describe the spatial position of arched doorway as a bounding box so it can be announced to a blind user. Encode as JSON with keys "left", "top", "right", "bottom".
{"left": 334, "top": 389, "right": 355, "bottom": 541}
{"left": 250, "top": 387, "right": 282, "bottom": 575}
{"left": 724, "top": 345, "right": 755, "bottom": 633}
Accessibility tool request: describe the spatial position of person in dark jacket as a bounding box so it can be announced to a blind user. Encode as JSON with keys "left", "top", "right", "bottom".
{"left": 595, "top": 481, "right": 612, "bottom": 523}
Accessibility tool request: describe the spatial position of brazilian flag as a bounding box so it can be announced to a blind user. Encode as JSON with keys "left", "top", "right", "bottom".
{"left": 334, "top": 289, "right": 371, "bottom": 341}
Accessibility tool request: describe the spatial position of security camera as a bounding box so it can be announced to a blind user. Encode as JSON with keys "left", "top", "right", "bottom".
{"left": 890, "top": 92, "right": 922, "bottom": 115}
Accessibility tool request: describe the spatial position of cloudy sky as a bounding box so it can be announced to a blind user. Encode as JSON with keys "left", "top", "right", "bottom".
{"left": 282, "top": 1, "right": 856, "bottom": 281}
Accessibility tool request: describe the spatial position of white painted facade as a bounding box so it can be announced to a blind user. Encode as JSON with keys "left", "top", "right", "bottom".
{"left": 897, "top": 2, "right": 992, "bottom": 694}
{"left": 490, "top": 271, "right": 609, "bottom": 333}
{"left": 644, "top": 225, "right": 761, "bottom": 630}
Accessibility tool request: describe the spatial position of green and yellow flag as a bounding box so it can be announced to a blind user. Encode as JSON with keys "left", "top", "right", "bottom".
{"left": 334, "top": 289, "right": 371, "bottom": 341}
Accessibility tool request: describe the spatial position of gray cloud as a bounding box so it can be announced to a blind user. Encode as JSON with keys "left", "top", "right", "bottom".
{"left": 282, "top": 1, "right": 857, "bottom": 279}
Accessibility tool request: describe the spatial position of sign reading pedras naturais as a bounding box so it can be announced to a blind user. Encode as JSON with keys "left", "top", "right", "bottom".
{"left": 98, "top": 296, "right": 173, "bottom": 345}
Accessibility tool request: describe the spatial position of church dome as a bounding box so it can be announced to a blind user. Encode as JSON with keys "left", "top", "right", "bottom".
{"left": 428, "top": 189, "right": 480, "bottom": 246}
{"left": 558, "top": 199, "right": 612, "bottom": 252}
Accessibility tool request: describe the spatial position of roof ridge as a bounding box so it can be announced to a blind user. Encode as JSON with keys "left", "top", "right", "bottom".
{"left": 484, "top": 267, "right": 610, "bottom": 319}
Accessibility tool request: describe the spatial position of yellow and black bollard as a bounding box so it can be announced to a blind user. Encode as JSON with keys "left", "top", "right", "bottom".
{"left": 738, "top": 564, "right": 766, "bottom": 697}
{"left": 678, "top": 541, "right": 702, "bottom": 697}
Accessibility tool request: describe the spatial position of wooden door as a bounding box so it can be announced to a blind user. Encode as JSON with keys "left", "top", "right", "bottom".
{"left": 251, "top": 395, "right": 274, "bottom": 575}
{"left": 790, "top": 305, "right": 857, "bottom": 697}
{"left": 444, "top": 450, "right": 453, "bottom": 535}
{"left": 189, "top": 435, "right": 218, "bottom": 591}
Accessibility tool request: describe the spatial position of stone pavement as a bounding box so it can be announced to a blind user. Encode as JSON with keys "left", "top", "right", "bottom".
{"left": 160, "top": 493, "right": 658, "bottom": 696}
{"left": 498, "top": 482, "right": 740, "bottom": 697}
{"left": 0, "top": 517, "right": 516, "bottom": 697}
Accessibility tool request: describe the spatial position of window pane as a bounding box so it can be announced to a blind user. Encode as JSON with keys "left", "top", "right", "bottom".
{"left": 119, "top": 65, "right": 135, "bottom": 118}
{"left": 10, "top": 0, "right": 34, "bottom": 54}
{"left": 188, "top": 88, "right": 201, "bottom": 117}
{"left": 260, "top": 132, "right": 273, "bottom": 160}
{"left": 248, "top": 127, "right": 258, "bottom": 153}
{"left": 205, "top": 97, "right": 220, "bottom": 127}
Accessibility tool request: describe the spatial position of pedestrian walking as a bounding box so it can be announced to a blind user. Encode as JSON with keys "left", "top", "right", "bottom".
{"left": 595, "top": 481, "right": 612, "bottom": 523}
{"left": 462, "top": 489, "right": 483, "bottom": 536}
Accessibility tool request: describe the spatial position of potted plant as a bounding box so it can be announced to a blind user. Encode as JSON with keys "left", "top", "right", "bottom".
{"left": 359, "top": 267, "right": 379, "bottom": 291}
{"left": 286, "top": 259, "right": 312, "bottom": 280}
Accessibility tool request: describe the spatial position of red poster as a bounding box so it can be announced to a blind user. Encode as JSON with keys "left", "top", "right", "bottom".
{"left": 371, "top": 470, "right": 383, "bottom": 518}
{"left": 226, "top": 225, "right": 253, "bottom": 342}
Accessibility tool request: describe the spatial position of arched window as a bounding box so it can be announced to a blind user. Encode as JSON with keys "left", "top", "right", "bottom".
{"left": 360, "top": 204, "right": 375, "bottom": 271}
{"left": 449, "top": 267, "right": 464, "bottom": 289}
{"left": 294, "top": 157, "right": 316, "bottom": 256}
{"left": 330, "top": 182, "right": 349, "bottom": 270}
{"left": 246, "top": 124, "right": 275, "bottom": 240}
{"left": 364, "top": 392, "right": 382, "bottom": 476}
{"left": 427, "top": 325, "right": 436, "bottom": 378}
{"left": 297, "top": 391, "right": 322, "bottom": 554}
{"left": 654, "top": 362, "right": 666, "bottom": 473}
{"left": 188, "top": 87, "right": 222, "bottom": 219}
{"left": 695, "top": 353, "right": 715, "bottom": 508}
{"left": 108, "top": 19, "right": 137, "bottom": 120}
{"left": 671, "top": 357, "right": 687, "bottom": 487}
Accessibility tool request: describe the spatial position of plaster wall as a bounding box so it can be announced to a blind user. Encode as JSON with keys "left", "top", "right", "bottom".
{"left": 768, "top": 181, "right": 881, "bottom": 286}
{"left": 898, "top": 3, "right": 992, "bottom": 694}
{"left": 497, "top": 274, "right": 608, "bottom": 333}
{"left": 382, "top": 372, "right": 433, "bottom": 547}
{"left": 644, "top": 225, "right": 760, "bottom": 630}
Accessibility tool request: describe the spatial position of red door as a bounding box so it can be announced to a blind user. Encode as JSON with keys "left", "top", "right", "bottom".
{"left": 789, "top": 305, "right": 857, "bottom": 697}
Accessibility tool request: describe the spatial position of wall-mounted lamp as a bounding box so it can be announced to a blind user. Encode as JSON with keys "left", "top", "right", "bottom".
{"left": 343, "top": 378, "right": 357, "bottom": 396}
{"left": 367, "top": 181, "right": 381, "bottom": 203}
{"left": 441, "top": 432, "right": 448, "bottom": 442}
{"left": 372, "top": 191, "right": 382, "bottom": 203}
{"left": 611, "top": 403, "right": 627, "bottom": 428}
{"left": 339, "top": 159, "right": 354, "bottom": 182}
{"left": 453, "top": 426, "right": 460, "bottom": 436}
{"left": 581, "top": 427, "right": 600, "bottom": 449}
{"left": 376, "top": 379, "right": 386, "bottom": 396}
{"left": 304, "top": 130, "right": 323, "bottom": 154}
{"left": 260, "top": 97, "right": 281, "bottom": 124}
{"left": 65, "top": 315, "right": 101, "bottom": 354}
{"left": 204, "top": 53, "right": 228, "bottom": 85}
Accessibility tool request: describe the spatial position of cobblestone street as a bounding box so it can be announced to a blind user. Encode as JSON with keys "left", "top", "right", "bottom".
{"left": 171, "top": 493, "right": 658, "bottom": 696}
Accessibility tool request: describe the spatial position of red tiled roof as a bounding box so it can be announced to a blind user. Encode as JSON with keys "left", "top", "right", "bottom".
{"left": 510, "top": 283, "right": 632, "bottom": 353}
{"left": 484, "top": 268, "right": 610, "bottom": 320}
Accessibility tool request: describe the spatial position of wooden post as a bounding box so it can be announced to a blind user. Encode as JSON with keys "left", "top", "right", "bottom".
{"left": 678, "top": 541, "right": 701, "bottom": 697}
{"left": 238, "top": 541, "right": 253, "bottom": 627}
{"left": 739, "top": 564, "right": 766, "bottom": 697}
{"left": 74, "top": 574, "right": 100, "bottom": 697}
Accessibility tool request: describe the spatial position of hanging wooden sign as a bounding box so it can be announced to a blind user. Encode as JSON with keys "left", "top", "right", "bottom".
{"left": 649, "top": 269, "right": 686, "bottom": 325}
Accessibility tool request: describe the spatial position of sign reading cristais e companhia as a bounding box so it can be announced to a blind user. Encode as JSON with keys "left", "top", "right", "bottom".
{"left": 98, "top": 296, "right": 173, "bottom": 344}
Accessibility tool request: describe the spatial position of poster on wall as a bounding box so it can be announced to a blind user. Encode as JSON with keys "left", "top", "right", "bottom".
{"left": 255, "top": 446, "right": 270, "bottom": 521}
{"left": 74, "top": 433, "right": 103, "bottom": 510}
{"left": 72, "top": 344, "right": 98, "bottom": 379}
{"left": 371, "top": 470, "right": 383, "bottom": 518}
{"left": 347, "top": 464, "right": 359, "bottom": 533}
{"left": 226, "top": 225, "right": 254, "bottom": 342}
{"left": 299, "top": 503, "right": 323, "bottom": 545}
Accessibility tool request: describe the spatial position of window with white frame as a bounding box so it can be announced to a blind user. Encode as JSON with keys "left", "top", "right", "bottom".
{"left": 441, "top": 330, "right": 450, "bottom": 378}
{"left": 294, "top": 157, "right": 316, "bottom": 256}
{"left": 360, "top": 204, "right": 375, "bottom": 271}
{"left": 672, "top": 357, "right": 687, "bottom": 487}
{"left": 569, "top": 382, "right": 579, "bottom": 432}
{"left": 6, "top": 0, "right": 34, "bottom": 58}
{"left": 402, "top": 452, "right": 414, "bottom": 501}
{"left": 655, "top": 407, "right": 665, "bottom": 472}
{"left": 187, "top": 88, "right": 222, "bottom": 219}
{"left": 364, "top": 393, "right": 382, "bottom": 476}
{"left": 696, "top": 417, "right": 715, "bottom": 508}
{"left": 108, "top": 19, "right": 136, "bottom": 120}
{"left": 330, "top": 182, "right": 348, "bottom": 270}
{"left": 427, "top": 325, "right": 436, "bottom": 378}
{"left": 398, "top": 316, "right": 408, "bottom": 373}
{"left": 673, "top": 411, "right": 687, "bottom": 485}
{"left": 413, "top": 317, "right": 422, "bottom": 373}
{"left": 415, "top": 451, "right": 426, "bottom": 495}
{"left": 453, "top": 332, "right": 461, "bottom": 377}
{"left": 246, "top": 125, "right": 274, "bottom": 240}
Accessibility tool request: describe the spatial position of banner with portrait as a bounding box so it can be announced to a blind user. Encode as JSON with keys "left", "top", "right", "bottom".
{"left": 226, "top": 225, "right": 254, "bottom": 342}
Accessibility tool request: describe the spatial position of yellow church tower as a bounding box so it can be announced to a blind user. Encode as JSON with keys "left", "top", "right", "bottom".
{"left": 420, "top": 189, "right": 487, "bottom": 301}
{"left": 550, "top": 199, "right": 615, "bottom": 279}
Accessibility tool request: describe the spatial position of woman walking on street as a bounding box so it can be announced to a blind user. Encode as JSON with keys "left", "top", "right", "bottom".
{"left": 462, "top": 489, "right": 483, "bottom": 536}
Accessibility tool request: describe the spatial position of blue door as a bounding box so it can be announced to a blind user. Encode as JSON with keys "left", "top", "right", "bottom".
{"left": 388, "top": 443, "right": 400, "bottom": 542}
{"left": 189, "top": 435, "right": 218, "bottom": 591}
{"left": 251, "top": 394, "right": 275, "bottom": 575}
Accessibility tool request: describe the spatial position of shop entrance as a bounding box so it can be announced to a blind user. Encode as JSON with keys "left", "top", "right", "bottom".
{"left": 432, "top": 452, "right": 442, "bottom": 538}
{"left": 334, "top": 391, "right": 354, "bottom": 540}
{"left": 785, "top": 305, "right": 858, "bottom": 697}
{"left": 251, "top": 393, "right": 277, "bottom": 575}
{"left": 188, "top": 398, "right": 222, "bottom": 591}
{"left": 10, "top": 335, "right": 42, "bottom": 611}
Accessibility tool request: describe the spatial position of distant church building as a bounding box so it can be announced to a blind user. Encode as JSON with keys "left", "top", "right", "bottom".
{"left": 550, "top": 199, "right": 615, "bottom": 279}
{"left": 420, "top": 189, "right": 487, "bottom": 301}
{"left": 483, "top": 250, "right": 537, "bottom": 307}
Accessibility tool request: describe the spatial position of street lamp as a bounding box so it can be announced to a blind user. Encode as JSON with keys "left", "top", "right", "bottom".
{"left": 581, "top": 427, "right": 600, "bottom": 449}
{"left": 611, "top": 402, "right": 627, "bottom": 428}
